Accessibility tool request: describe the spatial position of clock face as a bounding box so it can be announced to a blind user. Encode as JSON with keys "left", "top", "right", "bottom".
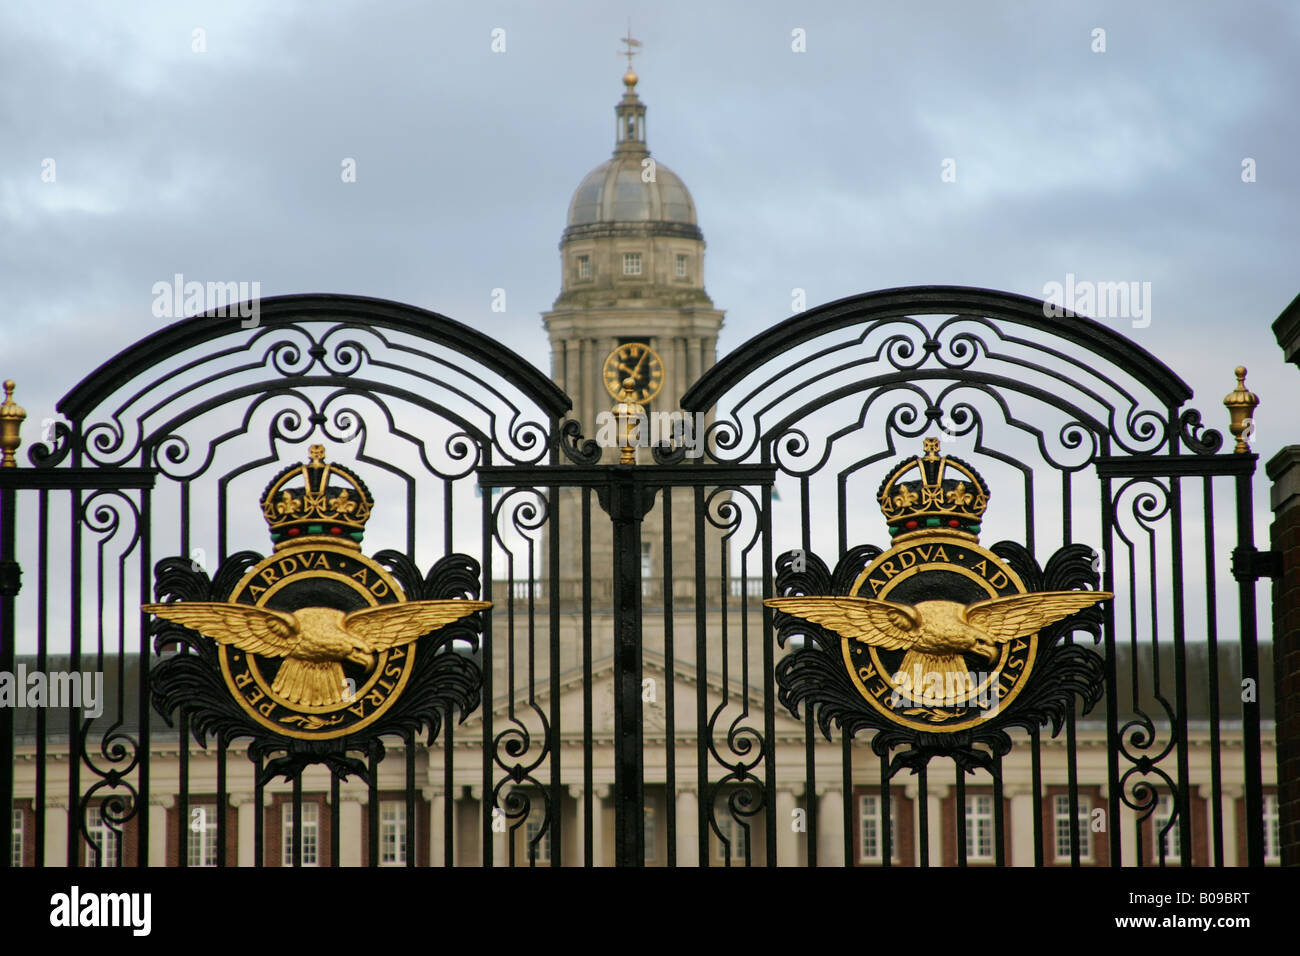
{"left": 603, "top": 342, "right": 665, "bottom": 404}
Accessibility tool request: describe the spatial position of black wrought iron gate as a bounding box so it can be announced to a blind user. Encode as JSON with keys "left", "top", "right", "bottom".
{"left": 0, "top": 287, "right": 1273, "bottom": 867}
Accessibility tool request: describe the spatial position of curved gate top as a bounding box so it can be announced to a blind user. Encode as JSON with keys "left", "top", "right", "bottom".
{"left": 0, "top": 285, "right": 1274, "bottom": 869}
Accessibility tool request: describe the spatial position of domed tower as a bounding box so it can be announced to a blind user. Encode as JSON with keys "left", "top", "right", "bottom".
{"left": 543, "top": 48, "right": 726, "bottom": 608}
{"left": 544, "top": 58, "right": 725, "bottom": 444}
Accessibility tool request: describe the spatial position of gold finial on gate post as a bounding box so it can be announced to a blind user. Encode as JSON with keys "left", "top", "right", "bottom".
{"left": 613, "top": 377, "right": 644, "bottom": 465}
{"left": 1223, "top": 365, "right": 1259, "bottom": 454}
{"left": 0, "top": 380, "right": 26, "bottom": 468}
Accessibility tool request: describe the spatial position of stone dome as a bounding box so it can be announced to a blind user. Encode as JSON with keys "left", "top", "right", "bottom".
{"left": 567, "top": 156, "right": 697, "bottom": 227}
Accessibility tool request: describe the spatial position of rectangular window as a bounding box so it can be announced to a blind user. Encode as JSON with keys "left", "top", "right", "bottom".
{"left": 713, "top": 813, "right": 748, "bottom": 864}
{"left": 282, "top": 801, "right": 318, "bottom": 867}
{"left": 86, "top": 805, "right": 121, "bottom": 867}
{"left": 623, "top": 252, "right": 642, "bottom": 276}
{"left": 1053, "top": 794, "right": 1092, "bottom": 861}
{"left": 1154, "top": 794, "right": 1180, "bottom": 864}
{"left": 859, "top": 794, "right": 898, "bottom": 864}
{"left": 577, "top": 254, "right": 591, "bottom": 279}
{"left": 12, "top": 808, "right": 23, "bottom": 867}
{"left": 1264, "top": 793, "right": 1280, "bottom": 863}
{"left": 380, "top": 801, "right": 407, "bottom": 866}
{"left": 185, "top": 804, "right": 218, "bottom": 867}
{"left": 964, "top": 795, "right": 994, "bottom": 862}
{"left": 525, "top": 815, "right": 552, "bottom": 864}
{"left": 675, "top": 253, "right": 687, "bottom": 277}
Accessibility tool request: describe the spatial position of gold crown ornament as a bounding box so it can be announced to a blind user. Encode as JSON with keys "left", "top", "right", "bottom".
{"left": 260, "top": 445, "right": 373, "bottom": 551}
{"left": 876, "top": 438, "right": 989, "bottom": 542}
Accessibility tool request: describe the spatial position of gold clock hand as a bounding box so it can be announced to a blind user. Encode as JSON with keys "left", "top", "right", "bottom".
{"left": 630, "top": 347, "right": 650, "bottom": 381}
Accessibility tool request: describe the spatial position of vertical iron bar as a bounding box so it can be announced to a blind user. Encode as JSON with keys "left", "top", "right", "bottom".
{"left": 916, "top": 763, "right": 928, "bottom": 867}
{"left": 36, "top": 489, "right": 48, "bottom": 867}
{"left": 1202, "top": 476, "right": 1224, "bottom": 867}
{"left": 1099, "top": 473, "right": 1121, "bottom": 866}
{"left": 761, "top": 483, "right": 777, "bottom": 867}
{"left": 548, "top": 485, "right": 561, "bottom": 867}
{"left": 805, "top": 709, "right": 817, "bottom": 868}
{"left": 368, "top": 748, "right": 379, "bottom": 867}
{"left": 254, "top": 756, "right": 264, "bottom": 867}
{"left": 330, "top": 773, "right": 340, "bottom": 868}
{"left": 1234, "top": 468, "right": 1264, "bottom": 866}
{"left": 663, "top": 488, "right": 676, "bottom": 866}
{"left": 695, "top": 485, "right": 709, "bottom": 867}
{"left": 480, "top": 474, "right": 493, "bottom": 866}
{"left": 955, "top": 766, "right": 967, "bottom": 867}
{"left": 178, "top": 709, "right": 188, "bottom": 867}
{"left": 68, "top": 487, "right": 82, "bottom": 866}
{"left": 879, "top": 755, "right": 892, "bottom": 868}
{"left": 1031, "top": 725, "right": 1044, "bottom": 867}
{"left": 0, "top": 482, "right": 14, "bottom": 870}
{"left": 993, "top": 757, "right": 1005, "bottom": 867}
{"left": 138, "top": 485, "right": 151, "bottom": 867}
{"left": 405, "top": 732, "right": 416, "bottom": 867}
{"left": 610, "top": 470, "right": 645, "bottom": 866}
{"left": 216, "top": 745, "right": 227, "bottom": 867}
{"left": 1066, "top": 673, "right": 1080, "bottom": 867}
{"left": 582, "top": 488, "right": 593, "bottom": 865}
{"left": 1169, "top": 475, "right": 1192, "bottom": 866}
{"left": 292, "top": 774, "right": 302, "bottom": 867}
{"left": 841, "top": 735, "right": 852, "bottom": 867}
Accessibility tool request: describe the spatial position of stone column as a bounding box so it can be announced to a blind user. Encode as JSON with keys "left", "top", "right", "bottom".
{"left": 339, "top": 790, "right": 364, "bottom": 867}
{"left": 424, "top": 787, "right": 445, "bottom": 867}
{"left": 686, "top": 337, "right": 702, "bottom": 389}
{"left": 1221, "top": 786, "right": 1241, "bottom": 867}
{"left": 1267, "top": 446, "right": 1300, "bottom": 865}
{"left": 230, "top": 792, "right": 255, "bottom": 867}
{"left": 44, "top": 798, "right": 68, "bottom": 867}
{"left": 672, "top": 336, "right": 686, "bottom": 406}
{"left": 775, "top": 787, "right": 801, "bottom": 866}
{"left": 816, "top": 786, "right": 844, "bottom": 867}
{"left": 925, "top": 785, "right": 947, "bottom": 867}
{"left": 579, "top": 338, "right": 592, "bottom": 438}
{"left": 591, "top": 783, "right": 610, "bottom": 867}
{"left": 1008, "top": 788, "right": 1035, "bottom": 867}
{"left": 147, "top": 795, "right": 171, "bottom": 867}
{"left": 674, "top": 786, "right": 697, "bottom": 866}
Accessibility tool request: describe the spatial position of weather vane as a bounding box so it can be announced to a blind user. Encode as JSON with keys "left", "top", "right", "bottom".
{"left": 619, "top": 23, "right": 641, "bottom": 72}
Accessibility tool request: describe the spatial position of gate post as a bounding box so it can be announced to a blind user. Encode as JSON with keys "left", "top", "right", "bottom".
{"left": 1266, "top": 448, "right": 1300, "bottom": 866}
{"left": 1271, "top": 294, "right": 1300, "bottom": 866}
{"left": 0, "top": 380, "right": 26, "bottom": 870}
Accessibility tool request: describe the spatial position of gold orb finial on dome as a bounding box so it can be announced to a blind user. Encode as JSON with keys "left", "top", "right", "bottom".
{"left": 619, "top": 26, "right": 641, "bottom": 91}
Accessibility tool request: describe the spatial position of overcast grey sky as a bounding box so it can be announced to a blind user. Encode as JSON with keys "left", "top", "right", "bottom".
{"left": 2, "top": 0, "right": 1297, "bottom": 455}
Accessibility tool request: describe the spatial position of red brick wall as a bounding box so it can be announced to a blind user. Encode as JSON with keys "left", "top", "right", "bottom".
{"left": 1271, "top": 489, "right": 1300, "bottom": 866}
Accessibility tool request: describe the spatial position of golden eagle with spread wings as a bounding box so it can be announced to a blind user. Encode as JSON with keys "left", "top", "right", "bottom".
{"left": 766, "top": 592, "right": 1111, "bottom": 686}
{"left": 142, "top": 601, "right": 490, "bottom": 707}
